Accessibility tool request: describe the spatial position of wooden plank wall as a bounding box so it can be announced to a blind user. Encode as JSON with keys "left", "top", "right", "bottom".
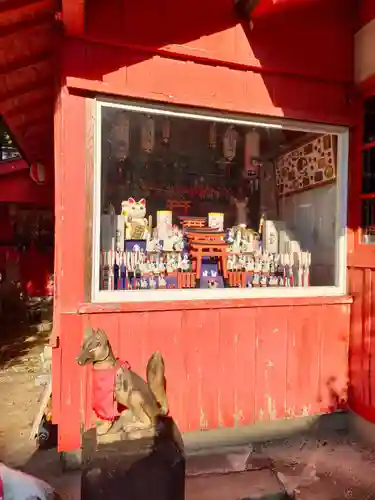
{"left": 348, "top": 267, "right": 375, "bottom": 420}
{"left": 71, "top": 303, "right": 350, "bottom": 437}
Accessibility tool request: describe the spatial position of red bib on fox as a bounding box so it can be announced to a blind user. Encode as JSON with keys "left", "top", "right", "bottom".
{"left": 92, "top": 360, "right": 129, "bottom": 421}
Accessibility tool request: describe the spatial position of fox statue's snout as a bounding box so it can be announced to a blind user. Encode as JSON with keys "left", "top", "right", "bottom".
{"left": 75, "top": 350, "right": 92, "bottom": 366}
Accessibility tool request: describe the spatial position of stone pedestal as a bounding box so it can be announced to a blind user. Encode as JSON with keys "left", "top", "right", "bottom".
{"left": 81, "top": 420, "right": 185, "bottom": 500}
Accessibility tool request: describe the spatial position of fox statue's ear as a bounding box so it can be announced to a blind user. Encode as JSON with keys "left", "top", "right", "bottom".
{"left": 95, "top": 328, "right": 108, "bottom": 342}
{"left": 84, "top": 327, "right": 95, "bottom": 341}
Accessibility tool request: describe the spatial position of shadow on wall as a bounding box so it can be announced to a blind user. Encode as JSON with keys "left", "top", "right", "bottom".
{"left": 64, "top": 0, "right": 354, "bottom": 120}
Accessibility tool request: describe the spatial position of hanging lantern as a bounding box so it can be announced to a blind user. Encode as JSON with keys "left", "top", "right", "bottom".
{"left": 243, "top": 129, "right": 260, "bottom": 179}
{"left": 110, "top": 112, "right": 130, "bottom": 161}
{"left": 162, "top": 118, "right": 170, "bottom": 144}
{"left": 141, "top": 116, "right": 155, "bottom": 153}
{"left": 223, "top": 125, "right": 238, "bottom": 161}
{"left": 30, "top": 162, "right": 46, "bottom": 185}
{"left": 209, "top": 122, "right": 217, "bottom": 149}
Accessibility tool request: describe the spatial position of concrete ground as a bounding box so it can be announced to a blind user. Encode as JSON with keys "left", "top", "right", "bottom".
{"left": 1, "top": 326, "right": 375, "bottom": 499}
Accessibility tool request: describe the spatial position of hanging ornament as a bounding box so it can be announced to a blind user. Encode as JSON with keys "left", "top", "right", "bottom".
{"left": 209, "top": 122, "right": 217, "bottom": 149}
{"left": 243, "top": 129, "right": 260, "bottom": 180}
{"left": 141, "top": 115, "right": 155, "bottom": 153}
{"left": 110, "top": 112, "right": 130, "bottom": 161}
{"left": 162, "top": 118, "right": 170, "bottom": 145}
{"left": 30, "top": 162, "right": 46, "bottom": 185}
{"left": 223, "top": 125, "right": 238, "bottom": 161}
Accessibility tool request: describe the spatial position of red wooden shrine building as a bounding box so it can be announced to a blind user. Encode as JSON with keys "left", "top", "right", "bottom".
{"left": 2, "top": 0, "right": 375, "bottom": 458}
{"left": 0, "top": 153, "right": 53, "bottom": 296}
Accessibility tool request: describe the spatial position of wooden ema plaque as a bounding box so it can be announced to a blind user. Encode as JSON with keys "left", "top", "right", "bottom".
{"left": 275, "top": 134, "right": 336, "bottom": 197}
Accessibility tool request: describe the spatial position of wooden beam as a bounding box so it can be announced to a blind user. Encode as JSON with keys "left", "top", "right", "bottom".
{"left": 62, "top": 0, "right": 85, "bottom": 36}
{"left": 11, "top": 106, "right": 52, "bottom": 128}
{"left": 0, "top": 83, "right": 53, "bottom": 113}
{"left": 4, "top": 94, "right": 54, "bottom": 120}
{"left": 1, "top": 9, "right": 53, "bottom": 38}
{"left": 0, "top": 72, "right": 53, "bottom": 104}
{"left": 17, "top": 118, "right": 51, "bottom": 137}
{"left": 0, "top": 50, "right": 53, "bottom": 76}
{"left": 0, "top": 0, "right": 43, "bottom": 14}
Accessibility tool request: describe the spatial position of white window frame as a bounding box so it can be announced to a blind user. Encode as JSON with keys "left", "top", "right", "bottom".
{"left": 92, "top": 98, "right": 349, "bottom": 303}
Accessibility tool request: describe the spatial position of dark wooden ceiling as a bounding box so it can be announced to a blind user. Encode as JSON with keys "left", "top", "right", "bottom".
{"left": 0, "top": 0, "right": 56, "bottom": 166}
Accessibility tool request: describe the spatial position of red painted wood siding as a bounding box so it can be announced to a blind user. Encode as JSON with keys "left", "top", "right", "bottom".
{"left": 348, "top": 266, "right": 375, "bottom": 421}
{"left": 85, "top": 0, "right": 354, "bottom": 84}
{"left": 56, "top": 302, "right": 350, "bottom": 451}
{"left": 63, "top": 0, "right": 355, "bottom": 126}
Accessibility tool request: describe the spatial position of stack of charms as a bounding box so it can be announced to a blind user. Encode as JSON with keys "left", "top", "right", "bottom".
{"left": 227, "top": 251, "right": 311, "bottom": 288}
{"left": 100, "top": 249, "right": 195, "bottom": 291}
{"left": 226, "top": 226, "right": 260, "bottom": 253}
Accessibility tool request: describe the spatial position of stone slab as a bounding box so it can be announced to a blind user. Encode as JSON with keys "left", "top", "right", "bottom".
{"left": 186, "top": 448, "right": 272, "bottom": 477}
{"left": 186, "top": 469, "right": 288, "bottom": 500}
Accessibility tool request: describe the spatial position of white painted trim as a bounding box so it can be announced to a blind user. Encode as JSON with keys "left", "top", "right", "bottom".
{"left": 335, "top": 130, "right": 348, "bottom": 293}
{"left": 91, "top": 101, "right": 102, "bottom": 302}
{"left": 94, "top": 286, "right": 345, "bottom": 303}
{"left": 99, "top": 98, "right": 348, "bottom": 135}
{"left": 91, "top": 100, "right": 349, "bottom": 304}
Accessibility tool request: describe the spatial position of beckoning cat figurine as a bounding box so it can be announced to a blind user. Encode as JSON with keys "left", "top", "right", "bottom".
{"left": 121, "top": 197, "right": 148, "bottom": 240}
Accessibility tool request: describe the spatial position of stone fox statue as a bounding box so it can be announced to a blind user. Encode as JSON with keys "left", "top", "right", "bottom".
{"left": 76, "top": 327, "right": 169, "bottom": 437}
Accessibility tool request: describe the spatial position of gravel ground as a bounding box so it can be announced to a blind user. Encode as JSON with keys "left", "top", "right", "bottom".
{"left": 0, "top": 332, "right": 45, "bottom": 467}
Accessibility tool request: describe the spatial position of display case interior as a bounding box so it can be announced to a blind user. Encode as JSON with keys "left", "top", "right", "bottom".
{"left": 97, "top": 104, "right": 339, "bottom": 292}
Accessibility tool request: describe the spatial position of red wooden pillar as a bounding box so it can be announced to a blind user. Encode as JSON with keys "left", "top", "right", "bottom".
{"left": 348, "top": 0, "right": 375, "bottom": 421}
{"left": 53, "top": 87, "right": 90, "bottom": 452}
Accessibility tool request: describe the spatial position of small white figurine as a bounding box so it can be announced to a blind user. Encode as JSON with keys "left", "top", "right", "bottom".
{"left": 179, "top": 253, "right": 190, "bottom": 272}
{"left": 166, "top": 255, "right": 177, "bottom": 274}
{"left": 237, "top": 255, "right": 246, "bottom": 270}
{"left": 226, "top": 228, "right": 235, "bottom": 246}
{"left": 158, "top": 257, "right": 166, "bottom": 274}
{"left": 208, "top": 279, "right": 219, "bottom": 289}
{"left": 146, "top": 234, "right": 157, "bottom": 252}
{"left": 227, "top": 254, "right": 236, "bottom": 272}
{"left": 245, "top": 256, "right": 255, "bottom": 273}
{"left": 159, "top": 275, "right": 167, "bottom": 289}
{"left": 149, "top": 274, "right": 157, "bottom": 289}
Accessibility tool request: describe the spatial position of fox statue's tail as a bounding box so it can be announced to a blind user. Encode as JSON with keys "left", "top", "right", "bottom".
{"left": 146, "top": 351, "right": 169, "bottom": 416}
